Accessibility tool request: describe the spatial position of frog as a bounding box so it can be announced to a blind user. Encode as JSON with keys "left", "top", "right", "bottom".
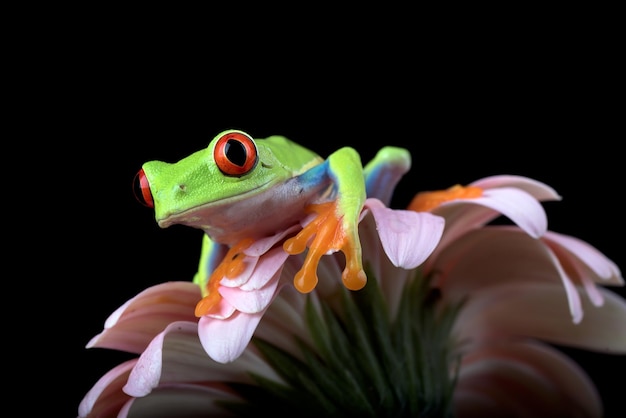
{"left": 135, "top": 129, "right": 411, "bottom": 317}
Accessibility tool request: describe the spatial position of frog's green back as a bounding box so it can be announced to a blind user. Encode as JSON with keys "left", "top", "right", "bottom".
{"left": 258, "top": 135, "right": 324, "bottom": 175}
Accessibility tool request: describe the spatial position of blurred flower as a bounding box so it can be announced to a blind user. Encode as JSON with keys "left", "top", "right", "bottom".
{"left": 408, "top": 176, "right": 625, "bottom": 416}
{"left": 79, "top": 175, "right": 626, "bottom": 418}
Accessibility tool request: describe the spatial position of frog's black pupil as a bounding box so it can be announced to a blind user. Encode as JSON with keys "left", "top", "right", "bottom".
{"left": 225, "top": 139, "right": 247, "bottom": 167}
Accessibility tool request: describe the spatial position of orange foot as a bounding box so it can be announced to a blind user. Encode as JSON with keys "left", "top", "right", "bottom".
{"left": 195, "top": 238, "right": 254, "bottom": 317}
{"left": 283, "top": 201, "right": 366, "bottom": 293}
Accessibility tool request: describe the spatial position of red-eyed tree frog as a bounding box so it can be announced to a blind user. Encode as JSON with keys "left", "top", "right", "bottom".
{"left": 135, "top": 129, "right": 411, "bottom": 317}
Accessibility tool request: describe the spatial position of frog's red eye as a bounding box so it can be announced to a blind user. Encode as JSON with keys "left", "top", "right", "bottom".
{"left": 133, "top": 168, "right": 154, "bottom": 208}
{"left": 213, "top": 131, "right": 258, "bottom": 176}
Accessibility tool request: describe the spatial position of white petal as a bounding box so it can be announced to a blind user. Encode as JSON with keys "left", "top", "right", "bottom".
{"left": 470, "top": 175, "right": 562, "bottom": 202}
{"left": 198, "top": 310, "right": 264, "bottom": 363}
{"left": 240, "top": 246, "right": 290, "bottom": 291}
{"left": 366, "top": 198, "right": 445, "bottom": 268}
{"left": 474, "top": 188, "right": 548, "bottom": 238}
{"left": 219, "top": 270, "right": 281, "bottom": 313}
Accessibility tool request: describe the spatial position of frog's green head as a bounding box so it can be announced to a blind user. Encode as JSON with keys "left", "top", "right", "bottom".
{"left": 134, "top": 129, "right": 322, "bottom": 230}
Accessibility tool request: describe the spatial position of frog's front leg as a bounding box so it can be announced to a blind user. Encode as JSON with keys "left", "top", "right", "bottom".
{"left": 283, "top": 147, "right": 367, "bottom": 293}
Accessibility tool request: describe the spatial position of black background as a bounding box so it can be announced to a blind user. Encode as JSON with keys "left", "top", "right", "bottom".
{"left": 32, "top": 15, "right": 624, "bottom": 417}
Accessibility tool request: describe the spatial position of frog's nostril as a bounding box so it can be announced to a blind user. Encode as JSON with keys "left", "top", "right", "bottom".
{"left": 133, "top": 169, "right": 154, "bottom": 208}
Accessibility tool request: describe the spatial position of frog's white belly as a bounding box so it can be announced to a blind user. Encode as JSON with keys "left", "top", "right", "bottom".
{"left": 159, "top": 177, "right": 332, "bottom": 246}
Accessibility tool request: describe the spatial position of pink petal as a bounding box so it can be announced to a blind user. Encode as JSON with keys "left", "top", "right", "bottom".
{"left": 78, "top": 359, "right": 137, "bottom": 418}
{"left": 356, "top": 212, "right": 413, "bottom": 315}
{"left": 365, "top": 198, "right": 445, "bottom": 269}
{"left": 542, "top": 231, "right": 624, "bottom": 308}
{"left": 198, "top": 309, "right": 264, "bottom": 363}
{"left": 427, "top": 189, "right": 549, "bottom": 271}
{"left": 124, "top": 320, "right": 281, "bottom": 396}
{"left": 543, "top": 248, "right": 583, "bottom": 324}
{"left": 473, "top": 187, "right": 548, "bottom": 238}
{"left": 455, "top": 340, "right": 601, "bottom": 418}
{"left": 543, "top": 231, "right": 624, "bottom": 285}
{"left": 456, "top": 281, "right": 626, "bottom": 353}
{"left": 205, "top": 297, "right": 237, "bottom": 320}
{"left": 219, "top": 269, "right": 282, "bottom": 313}
{"left": 436, "top": 227, "right": 582, "bottom": 322}
{"left": 124, "top": 324, "right": 180, "bottom": 397}
{"left": 470, "top": 174, "right": 562, "bottom": 202}
{"left": 217, "top": 255, "right": 259, "bottom": 287}
{"left": 240, "top": 246, "right": 290, "bottom": 291}
{"left": 217, "top": 237, "right": 289, "bottom": 289}
{"left": 244, "top": 224, "right": 300, "bottom": 256}
{"left": 86, "top": 282, "right": 200, "bottom": 353}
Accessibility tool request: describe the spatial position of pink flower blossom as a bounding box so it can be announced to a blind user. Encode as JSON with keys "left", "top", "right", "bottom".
{"left": 189, "top": 198, "right": 444, "bottom": 364}
{"left": 79, "top": 175, "right": 626, "bottom": 417}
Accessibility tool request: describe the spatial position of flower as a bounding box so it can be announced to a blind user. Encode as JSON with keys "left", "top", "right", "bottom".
{"left": 408, "top": 175, "right": 623, "bottom": 324}
{"left": 190, "top": 199, "right": 444, "bottom": 364}
{"left": 79, "top": 175, "right": 626, "bottom": 417}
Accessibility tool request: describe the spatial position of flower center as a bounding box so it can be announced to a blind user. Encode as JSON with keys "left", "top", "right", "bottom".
{"left": 408, "top": 184, "right": 483, "bottom": 212}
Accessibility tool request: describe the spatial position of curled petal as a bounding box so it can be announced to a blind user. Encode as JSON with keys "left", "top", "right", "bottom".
{"left": 544, "top": 247, "right": 584, "bottom": 323}
{"left": 124, "top": 321, "right": 281, "bottom": 397}
{"left": 239, "top": 247, "right": 290, "bottom": 291}
{"left": 357, "top": 212, "right": 413, "bottom": 318}
{"left": 365, "top": 198, "right": 445, "bottom": 269}
{"left": 220, "top": 234, "right": 290, "bottom": 289}
{"left": 470, "top": 175, "right": 562, "bottom": 202}
{"left": 204, "top": 297, "right": 237, "bottom": 320}
{"left": 219, "top": 268, "right": 282, "bottom": 313}
{"left": 216, "top": 255, "right": 259, "bottom": 288}
{"left": 435, "top": 227, "right": 588, "bottom": 322}
{"left": 78, "top": 359, "right": 137, "bottom": 418}
{"left": 198, "top": 309, "right": 264, "bottom": 363}
{"left": 428, "top": 188, "right": 549, "bottom": 271}
{"left": 456, "top": 281, "right": 626, "bottom": 353}
{"left": 543, "top": 231, "right": 624, "bottom": 285}
{"left": 86, "top": 282, "right": 200, "bottom": 353}
{"left": 124, "top": 323, "right": 183, "bottom": 397}
{"left": 471, "top": 187, "right": 548, "bottom": 238}
{"left": 244, "top": 224, "right": 300, "bottom": 256}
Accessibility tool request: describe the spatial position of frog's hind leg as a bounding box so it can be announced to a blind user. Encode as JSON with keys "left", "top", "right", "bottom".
{"left": 363, "top": 146, "right": 411, "bottom": 206}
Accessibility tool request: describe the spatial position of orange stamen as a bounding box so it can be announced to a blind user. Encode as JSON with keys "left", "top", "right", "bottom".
{"left": 284, "top": 201, "right": 366, "bottom": 293}
{"left": 194, "top": 237, "right": 253, "bottom": 317}
{"left": 408, "top": 184, "right": 483, "bottom": 212}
